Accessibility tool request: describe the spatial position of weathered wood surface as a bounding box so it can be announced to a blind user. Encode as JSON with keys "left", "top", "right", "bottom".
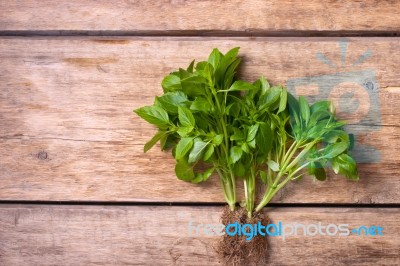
{"left": 1, "top": 1, "right": 400, "bottom": 33}
{"left": 0, "top": 37, "right": 399, "bottom": 203}
{"left": 0, "top": 205, "right": 398, "bottom": 265}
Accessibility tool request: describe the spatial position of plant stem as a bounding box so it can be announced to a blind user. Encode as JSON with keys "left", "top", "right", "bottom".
{"left": 212, "top": 88, "right": 237, "bottom": 211}
{"left": 255, "top": 139, "right": 317, "bottom": 212}
{"left": 244, "top": 164, "right": 256, "bottom": 218}
{"left": 217, "top": 168, "right": 236, "bottom": 211}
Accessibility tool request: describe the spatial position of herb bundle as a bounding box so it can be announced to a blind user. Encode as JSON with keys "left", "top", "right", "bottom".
{"left": 134, "top": 47, "right": 359, "bottom": 264}
{"left": 135, "top": 47, "right": 358, "bottom": 217}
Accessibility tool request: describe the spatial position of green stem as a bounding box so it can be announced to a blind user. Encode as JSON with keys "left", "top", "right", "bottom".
{"left": 212, "top": 89, "right": 236, "bottom": 210}
{"left": 244, "top": 164, "right": 256, "bottom": 218}
{"left": 280, "top": 140, "right": 299, "bottom": 173}
{"left": 255, "top": 140, "right": 318, "bottom": 212}
{"left": 217, "top": 169, "right": 235, "bottom": 211}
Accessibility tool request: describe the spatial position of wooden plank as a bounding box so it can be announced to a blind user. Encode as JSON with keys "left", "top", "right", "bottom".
{"left": 0, "top": 37, "right": 400, "bottom": 203}
{"left": 1, "top": 1, "right": 400, "bottom": 33}
{"left": 0, "top": 205, "right": 398, "bottom": 265}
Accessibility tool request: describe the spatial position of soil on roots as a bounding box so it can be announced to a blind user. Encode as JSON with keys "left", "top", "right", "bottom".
{"left": 216, "top": 206, "right": 269, "bottom": 266}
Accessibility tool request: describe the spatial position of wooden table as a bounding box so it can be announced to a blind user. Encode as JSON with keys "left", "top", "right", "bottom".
{"left": 0, "top": 1, "right": 399, "bottom": 265}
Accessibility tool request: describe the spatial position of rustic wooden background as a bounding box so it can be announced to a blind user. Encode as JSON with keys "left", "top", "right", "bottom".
{"left": 0, "top": 1, "right": 399, "bottom": 265}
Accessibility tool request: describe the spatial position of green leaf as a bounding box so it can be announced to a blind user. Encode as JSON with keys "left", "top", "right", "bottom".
{"left": 134, "top": 106, "right": 170, "bottom": 128}
{"left": 223, "top": 58, "right": 241, "bottom": 88}
{"left": 310, "top": 100, "right": 330, "bottom": 114}
{"left": 288, "top": 93, "right": 300, "bottom": 126}
{"left": 203, "top": 144, "right": 215, "bottom": 161}
{"left": 178, "top": 106, "right": 195, "bottom": 127}
{"left": 259, "top": 86, "right": 281, "bottom": 109}
{"left": 177, "top": 126, "right": 194, "bottom": 137}
{"left": 323, "top": 141, "right": 348, "bottom": 159}
{"left": 208, "top": 48, "right": 222, "bottom": 69}
{"left": 159, "top": 133, "right": 168, "bottom": 150}
{"left": 190, "top": 97, "right": 212, "bottom": 113}
{"left": 179, "top": 68, "right": 192, "bottom": 79}
{"left": 161, "top": 74, "right": 181, "bottom": 92}
{"left": 259, "top": 76, "right": 270, "bottom": 96}
{"left": 187, "top": 60, "right": 195, "bottom": 73}
{"left": 224, "top": 47, "right": 240, "bottom": 59}
{"left": 214, "top": 47, "right": 240, "bottom": 87}
{"left": 144, "top": 131, "right": 168, "bottom": 153}
{"left": 299, "top": 96, "right": 310, "bottom": 125}
{"left": 323, "top": 130, "right": 349, "bottom": 144}
{"left": 331, "top": 154, "right": 359, "bottom": 180}
{"left": 212, "top": 134, "right": 223, "bottom": 145}
{"left": 241, "top": 142, "right": 250, "bottom": 153}
{"left": 230, "top": 128, "right": 244, "bottom": 141}
{"left": 175, "top": 159, "right": 195, "bottom": 181}
{"left": 199, "top": 62, "right": 215, "bottom": 84}
{"left": 308, "top": 110, "right": 330, "bottom": 127}
{"left": 256, "top": 122, "right": 273, "bottom": 154}
{"left": 226, "top": 102, "right": 240, "bottom": 117}
{"left": 248, "top": 139, "right": 256, "bottom": 149}
{"left": 223, "top": 80, "right": 256, "bottom": 92}
{"left": 180, "top": 75, "right": 208, "bottom": 96}
{"left": 247, "top": 124, "right": 259, "bottom": 142}
{"left": 175, "top": 137, "right": 194, "bottom": 160}
{"left": 267, "top": 160, "right": 280, "bottom": 172}
{"left": 188, "top": 138, "right": 208, "bottom": 163}
{"left": 156, "top": 91, "right": 188, "bottom": 113}
{"left": 278, "top": 88, "right": 287, "bottom": 113}
{"left": 309, "top": 161, "right": 326, "bottom": 181}
{"left": 306, "top": 123, "right": 328, "bottom": 140}
{"left": 192, "top": 167, "right": 215, "bottom": 183}
{"left": 230, "top": 146, "right": 243, "bottom": 164}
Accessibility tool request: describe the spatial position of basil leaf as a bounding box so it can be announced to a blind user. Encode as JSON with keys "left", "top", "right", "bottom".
{"left": 208, "top": 48, "right": 222, "bottom": 69}
{"left": 188, "top": 138, "right": 208, "bottom": 163}
{"left": 299, "top": 96, "right": 310, "bottom": 126}
{"left": 247, "top": 124, "right": 259, "bottom": 142}
{"left": 156, "top": 91, "right": 188, "bottom": 113}
{"left": 310, "top": 100, "right": 330, "bottom": 114}
{"left": 190, "top": 97, "right": 212, "bottom": 113}
{"left": 259, "top": 76, "right": 270, "bottom": 96}
{"left": 224, "top": 81, "right": 256, "bottom": 92}
{"left": 144, "top": 130, "right": 169, "bottom": 153}
{"left": 230, "top": 146, "right": 243, "bottom": 164}
{"left": 175, "top": 137, "right": 194, "bottom": 160}
{"left": 267, "top": 160, "right": 280, "bottom": 172}
{"left": 331, "top": 154, "right": 359, "bottom": 180}
{"left": 213, "top": 134, "right": 224, "bottom": 145}
{"left": 192, "top": 167, "right": 215, "bottom": 183}
{"left": 278, "top": 88, "right": 287, "bottom": 113}
{"left": 178, "top": 106, "right": 195, "bottom": 127}
{"left": 175, "top": 159, "right": 195, "bottom": 181}
{"left": 256, "top": 122, "right": 273, "bottom": 155}
{"left": 161, "top": 74, "right": 181, "bottom": 92}
{"left": 308, "top": 161, "right": 326, "bottom": 181}
{"left": 203, "top": 144, "right": 215, "bottom": 161}
{"left": 323, "top": 141, "right": 348, "bottom": 159}
{"left": 134, "top": 106, "right": 169, "bottom": 128}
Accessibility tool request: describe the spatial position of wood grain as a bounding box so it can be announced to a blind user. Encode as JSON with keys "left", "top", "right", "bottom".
{"left": 0, "top": 205, "right": 398, "bottom": 265}
{"left": 0, "top": 1, "right": 400, "bottom": 33}
{"left": 0, "top": 37, "right": 399, "bottom": 203}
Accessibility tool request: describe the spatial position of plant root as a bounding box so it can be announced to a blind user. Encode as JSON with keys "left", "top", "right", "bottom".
{"left": 216, "top": 206, "right": 269, "bottom": 266}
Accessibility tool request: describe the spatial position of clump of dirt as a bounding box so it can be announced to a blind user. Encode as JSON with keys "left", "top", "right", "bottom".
{"left": 216, "top": 206, "right": 269, "bottom": 266}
